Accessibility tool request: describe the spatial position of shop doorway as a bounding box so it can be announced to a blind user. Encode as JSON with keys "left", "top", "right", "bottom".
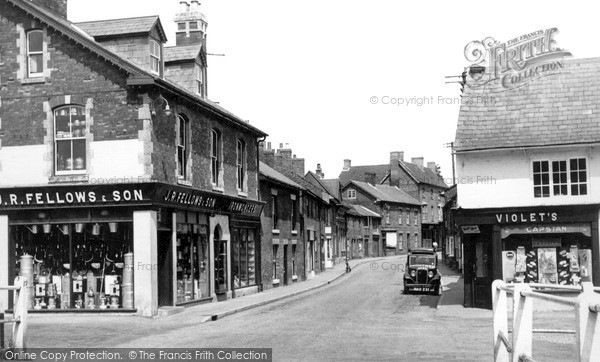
{"left": 465, "top": 234, "right": 493, "bottom": 309}
{"left": 283, "top": 245, "right": 289, "bottom": 285}
{"left": 157, "top": 230, "right": 173, "bottom": 307}
{"left": 325, "top": 238, "right": 333, "bottom": 268}
{"left": 213, "top": 226, "right": 228, "bottom": 297}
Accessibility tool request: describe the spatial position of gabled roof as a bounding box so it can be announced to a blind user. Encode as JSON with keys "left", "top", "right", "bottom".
{"left": 259, "top": 162, "right": 304, "bottom": 191}
{"left": 320, "top": 179, "right": 341, "bottom": 200}
{"left": 397, "top": 161, "right": 448, "bottom": 189}
{"left": 164, "top": 45, "right": 202, "bottom": 63}
{"left": 455, "top": 57, "right": 600, "bottom": 152}
{"left": 304, "top": 172, "right": 343, "bottom": 204}
{"left": 8, "top": 0, "right": 266, "bottom": 138}
{"left": 345, "top": 181, "right": 420, "bottom": 206}
{"left": 75, "top": 16, "right": 167, "bottom": 42}
{"left": 340, "top": 162, "right": 447, "bottom": 189}
{"left": 346, "top": 204, "right": 381, "bottom": 218}
{"left": 285, "top": 172, "right": 330, "bottom": 203}
{"left": 339, "top": 164, "right": 390, "bottom": 186}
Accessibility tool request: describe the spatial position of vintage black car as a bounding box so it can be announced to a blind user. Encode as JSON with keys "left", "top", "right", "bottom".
{"left": 403, "top": 248, "right": 442, "bottom": 294}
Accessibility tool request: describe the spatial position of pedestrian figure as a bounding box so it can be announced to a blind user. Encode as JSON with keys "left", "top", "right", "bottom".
{"left": 346, "top": 257, "right": 352, "bottom": 273}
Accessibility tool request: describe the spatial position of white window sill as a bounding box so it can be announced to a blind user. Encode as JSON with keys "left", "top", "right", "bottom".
{"left": 212, "top": 185, "right": 224, "bottom": 193}
{"left": 237, "top": 190, "right": 248, "bottom": 198}
{"left": 272, "top": 229, "right": 280, "bottom": 235}
{"left": 49, "top": 175, "right": 89, "bottom": 183}
{"left": 21, "top": 77, "right": 46, "bottom": 85}
{"left": 291, "top": 230, "right": 298, "bottom": 236}
{"left": 177, "top": 179, "right": 192, "bottom": 187}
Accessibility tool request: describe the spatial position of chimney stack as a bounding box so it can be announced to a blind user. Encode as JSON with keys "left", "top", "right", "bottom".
{"left": 411, "top": 157, "right": 424, "bottom": 170}
{"left": 390, "top": 152, "right": 402, "bottom": 188}
{"left": 316, "top": 164, "right": 325, "bottom": 179}
{"left": 343, "top": 159, "right": 351, "bottom": 171}
{"left": 427, "top": 162, "right": 437, "bottom": 171}
{"left": 291, "top": 157, "right": 305, "bottom": 176}
{"left": 175, "top": 0, "right": 208, "bottom": 47}
{"left": 31, "top": 0, "right": 68, "bottom": 18}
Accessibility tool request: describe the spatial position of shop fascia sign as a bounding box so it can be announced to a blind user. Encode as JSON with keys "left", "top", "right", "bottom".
{"left": 501, "top": 223, "right": 591, "bottom": 238}
{"left": 0, "top": 185, "right": 148, "bottom": 208}
{"left": 495, "top": 212, "right": 558, "bottom": 224}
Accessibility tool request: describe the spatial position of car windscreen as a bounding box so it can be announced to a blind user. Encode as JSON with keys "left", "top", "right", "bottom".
{"left": 409, "top": 255, "right": 435, "bottom": 266}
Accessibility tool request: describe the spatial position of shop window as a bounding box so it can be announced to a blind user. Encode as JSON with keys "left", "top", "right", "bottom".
{"left": 213, "top": 226, "right": 227, "bottom": 293}
{"left": 54, "top": 105, "right": 87, "bottom": 174}
{"left": 347, "top": 189, "right": 356, "bottom": 199}
{"left": 150, "top": 39, "right": 161, "bottom": 74}
{"left": 12, "top": 222, "right": 134, "bottom": 310}
{"left": 27, "top": 30, "right": 44, "bottom": 77}
{"left": 237, "top": 139, "right": 246, "bottom": 191}
{"left": 177, "top": 115, "right": 189, "bottom": 179}
{"left": 570, "top": 158, "right": 587, "bottom": 196}
{"left": 533, "top": 161, "right": 550, "bottom": 198}
{"left": 176, "top": 222, "right": 209, "bottom": 303}
{"left": 232, "top": 228, "right": 257, "bottom": 289}
{"left": 211, "top": 129, "right": 222, "bottom": 187}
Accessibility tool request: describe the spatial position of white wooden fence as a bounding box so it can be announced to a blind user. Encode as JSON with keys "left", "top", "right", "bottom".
{"left": 0, "top": 277, "right": 28, "bottom": 350}
{"left": 492, "top": 279, "right": 600, "bottom": 362}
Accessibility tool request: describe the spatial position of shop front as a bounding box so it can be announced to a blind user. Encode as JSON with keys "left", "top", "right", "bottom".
{"left": 457, "top": 205, "right": 600, "bottom": 309}
{"left": 0, "top": 183, "right": 263, "bottom": 316}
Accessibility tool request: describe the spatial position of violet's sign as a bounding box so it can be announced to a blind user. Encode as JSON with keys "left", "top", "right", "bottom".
{"left": 464, "top": 28, "right": 572, "bottom": 89}
{"left": 495, "top": 212, "right": 558, "bottom": 224}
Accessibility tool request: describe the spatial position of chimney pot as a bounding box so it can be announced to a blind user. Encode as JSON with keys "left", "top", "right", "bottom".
{"left": 179, "top": 0, "right": 189, "bottom": 12}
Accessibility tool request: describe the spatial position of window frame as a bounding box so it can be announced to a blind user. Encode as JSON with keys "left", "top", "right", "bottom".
{"left": 236, "top": 139, "right": 246, "bottom": 191}
{"left": 195, "top": 63, "right": 204, "bottom": 96}
{"left": 533, "top": 158, "right": 588, "bottom": 198}
{"left": 27, "top": 29, "right": 44, "bottom": 78}
{"left": 347, "top": 189, "right": 356, "bottom": 199}
{"left": 177, "top": 115, "right": 189, "bottom": 180}
{"left": 149, "top": 39, "right": 161, "bottom": 74}
{"left": 272, "top": 195, "right": 279, "bottom": 229}
{"left": 211, "top": 129, "right": 222, "bottom": 186}
{"left": 54, "top": 105, "right": 87, "bottom": 175}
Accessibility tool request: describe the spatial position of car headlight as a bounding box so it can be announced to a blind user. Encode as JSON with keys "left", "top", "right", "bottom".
{"left": 428, "top": 271, "right": 434, "bottom": 278}
{"left": 410, "top": 270, "right": 416, "bottom": 277}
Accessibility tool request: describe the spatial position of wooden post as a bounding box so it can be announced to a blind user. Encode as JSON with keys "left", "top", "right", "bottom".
{"left": 575, "top": 290, "right": 600, "bottom": 362}
{"left": 492, "top": 280, "right": 509, "bottom": 362}
{"left": 512, "top": 283, "right": 532, "bottom": 362}
{"left": 12, "top": 277, "right": 27, "bottom": 350}
{"left": 0, "top": 311, "right": 4, "bottom": 349}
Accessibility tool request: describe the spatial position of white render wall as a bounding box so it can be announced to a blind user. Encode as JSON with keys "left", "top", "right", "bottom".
{"left": 456, "top": 145, "right": 600, "bottom": 209}
{"left": 0, "top": 139, "right": 146, "bottom": 186}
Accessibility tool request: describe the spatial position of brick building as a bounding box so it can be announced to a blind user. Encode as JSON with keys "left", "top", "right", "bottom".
{"left": 259, "top": 162, "right": 304, "bottom": 289}
{"left": 344, "top": 204, "right": 382, "bottom": 259}
{"left": 339, "top": 152, "right": 448, "bottom": 250}
{"left": 340, "top": 181, "right": 420, "bottom": 255}
{"left": 0, "top": 0, "right": 266, "bottom": 316}
{"left": 455, "top": 60, "right": 600, "bottom": 308}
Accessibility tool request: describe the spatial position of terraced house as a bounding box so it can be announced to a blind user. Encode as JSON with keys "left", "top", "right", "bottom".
{"left": 0, "top": 0, "right": 267, "bottom": 316}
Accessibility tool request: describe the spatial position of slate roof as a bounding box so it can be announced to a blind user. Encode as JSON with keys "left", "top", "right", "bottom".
{"left": 75, "top": 16, "right": 167, "bottom": 42}
{"left": 346, "top": 204, "right": 381, "bottom": 218}
{"left": 398, "top": 161, "right": 448, "bottom": 189}
{"left": 348, "top": 181, "right": 420, "bottom": 206}
{"left": 285, "top": 172, "right": 330, "bottom": 203}
{"left": 164, "top": 45, "right": 202, "bottom": 63}
{"left": 455, "top": 57, "right": 600, "bottom": 152}
{"left": 9, "top": 0, "right": 266, "bottom": 138}
{"left": 339, "top": 162, "right": 447, "bottom": 189}
{"left": 320, "top": 179, "right": 341, "bottom": 200}
{"left": 339, "top": 164, "right": 390, "bottom": 186}
{"left": 259, "top": 162, "right": 304, "bottom": 190}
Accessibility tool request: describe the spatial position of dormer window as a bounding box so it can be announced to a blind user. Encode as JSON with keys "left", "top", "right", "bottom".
{"left": 150, "top": 40, "right": 161, "bottom": 74}
{"left": 27, "top": 30, "right": 44, "bottom": 77}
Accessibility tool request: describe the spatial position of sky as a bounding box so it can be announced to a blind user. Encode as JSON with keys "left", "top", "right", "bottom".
{"left": 69, "top": 0, "right": 598, "bottom": 182}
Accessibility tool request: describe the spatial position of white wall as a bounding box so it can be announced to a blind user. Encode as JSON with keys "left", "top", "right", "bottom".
{"left": 456, "top": 145, "right": 600, "bottom": 209}
{"left": 0, "top": 139, "right": 146, "bottom": 186}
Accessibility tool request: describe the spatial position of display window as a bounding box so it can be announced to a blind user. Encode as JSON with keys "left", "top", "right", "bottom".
{"left": 176, "top": 222, "right": 209, "bottom": 304}
{"left": 231, "top": 228, "right": 257, "bottom": 289}
{"left": 12, "top": 222, "right": 133, "bottom": 310}
{"left": 501, "top": 228, "right": 592, "bottom": 285}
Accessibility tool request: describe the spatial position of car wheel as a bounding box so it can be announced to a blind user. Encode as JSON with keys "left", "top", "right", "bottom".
{"left": 433, "top": 285, "right": 440, "bottom": 295}
{"left": 404, "top": 286, "right": 410, "bottom": 294}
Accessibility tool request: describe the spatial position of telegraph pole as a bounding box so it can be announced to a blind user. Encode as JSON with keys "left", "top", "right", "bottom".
{"left": 444, "top": 142, "right": 456, "bottom": 185}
